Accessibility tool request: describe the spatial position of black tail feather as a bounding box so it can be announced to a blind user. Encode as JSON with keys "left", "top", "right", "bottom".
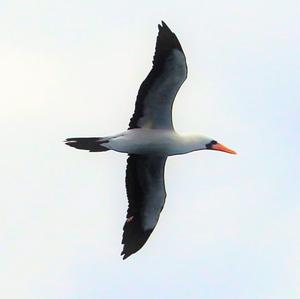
{"left": 64, "top": 137, "right": 109, "bottom": 152}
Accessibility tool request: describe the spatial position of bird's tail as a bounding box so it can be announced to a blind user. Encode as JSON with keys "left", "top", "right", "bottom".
{"left": 64, "top": 137, "right": 110, "bottom": 152}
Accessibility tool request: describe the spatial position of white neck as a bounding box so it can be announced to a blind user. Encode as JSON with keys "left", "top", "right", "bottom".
{"left": 175, "top": 134, "right": 211, "bottom": 155}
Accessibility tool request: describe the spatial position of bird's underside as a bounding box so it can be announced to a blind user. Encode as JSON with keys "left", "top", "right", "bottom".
{"left": 65, "top": 21, "right": 188, "bottom": 259}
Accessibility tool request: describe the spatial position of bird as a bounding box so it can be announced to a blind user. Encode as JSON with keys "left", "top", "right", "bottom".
{"left": 65, "top": 21, "right": 236, "bottom": 259}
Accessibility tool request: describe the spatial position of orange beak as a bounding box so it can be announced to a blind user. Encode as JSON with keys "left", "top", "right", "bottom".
{"left": 211, "top": 142, "right": 237, "bottom": 155}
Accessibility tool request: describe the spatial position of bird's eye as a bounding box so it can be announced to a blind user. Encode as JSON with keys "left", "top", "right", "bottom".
{"left": 206, "top": 140, "right": 217, "bottom": 149}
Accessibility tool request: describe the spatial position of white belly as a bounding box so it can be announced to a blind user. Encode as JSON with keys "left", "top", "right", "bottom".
{"left": 106, "top": 129, "right": 191, "bottom": 156}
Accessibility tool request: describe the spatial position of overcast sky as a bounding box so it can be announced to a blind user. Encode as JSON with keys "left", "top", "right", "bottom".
{"left": 1, "top": 0, "right": 299, "bottom": 298}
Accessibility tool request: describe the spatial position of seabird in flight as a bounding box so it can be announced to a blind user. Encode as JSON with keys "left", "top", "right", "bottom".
{"left": 65, "top": 21, "right": 236, "bottom": 259}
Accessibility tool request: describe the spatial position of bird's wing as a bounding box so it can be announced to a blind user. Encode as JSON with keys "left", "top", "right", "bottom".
{"left": 121, "top": 154, "right": 167, "bottom": 259}
{"left": 128, "top": 21, "right": 187, "bottom": 130}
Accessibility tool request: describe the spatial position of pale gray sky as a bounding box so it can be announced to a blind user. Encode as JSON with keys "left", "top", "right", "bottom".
{"left": 1, "top": 1, "right": 299, "bottom": 298}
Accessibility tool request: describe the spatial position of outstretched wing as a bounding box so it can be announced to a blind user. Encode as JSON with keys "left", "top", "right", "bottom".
{"left": 121, "top": 154, "right": 167, "bottom": 259}
{"left": 128, "top": 21, "right": 187, "bottom": 130}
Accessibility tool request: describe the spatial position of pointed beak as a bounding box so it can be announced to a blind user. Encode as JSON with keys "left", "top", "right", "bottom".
{"left": 211, "top": 142, "right": 237, "bottom": 155}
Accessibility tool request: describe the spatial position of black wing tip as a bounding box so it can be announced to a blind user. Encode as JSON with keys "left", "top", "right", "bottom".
{"left": 120, "top": 230, "right": 152, "bottom": 260}
{"left": 161, "top": 20, "right": 168, "bottom": 28}
{"left": 158, "top": 20, "right": 172, "bottom": 32}
{"left": 156, "top": 21, "right": 183, "bottom": 53}
{"left": 120, "top": 245, "right": 134, "bottom": 260}
{"left": 121, "top": 251, "right": 131, "bottom": 260}
{"left": 120, "top": 246, "right": 138, "bottom": 260}
{"left": 121, "top": 217, "right": 154, "bottom": 260}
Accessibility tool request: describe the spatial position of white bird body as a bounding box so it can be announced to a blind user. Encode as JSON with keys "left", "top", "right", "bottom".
{"left": 105, "top": 129, "right": 210, "bottom": 156}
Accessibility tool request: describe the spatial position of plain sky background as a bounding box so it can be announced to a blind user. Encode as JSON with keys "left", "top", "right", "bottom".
{"left": 1, "top": 1, "right": 299, "bottom": 298}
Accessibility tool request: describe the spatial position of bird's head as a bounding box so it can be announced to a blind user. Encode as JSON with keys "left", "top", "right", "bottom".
{"left": 195, "top": 136, "right": 237, "bottom": 155}
{"left": 204, "top": 138, "right": 236, "bottom": 155}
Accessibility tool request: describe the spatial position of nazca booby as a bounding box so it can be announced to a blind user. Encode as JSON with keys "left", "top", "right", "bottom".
{"left": 65, "top": 21, "right": 236, "bottom": 259}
